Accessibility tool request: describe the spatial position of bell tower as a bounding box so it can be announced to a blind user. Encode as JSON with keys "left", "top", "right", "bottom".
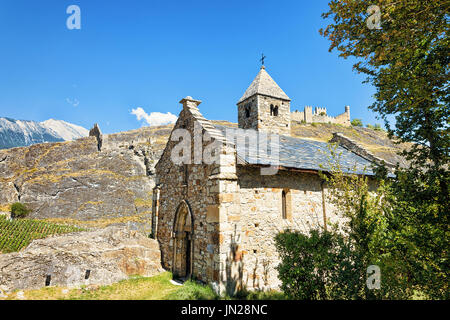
{"left": 237, "top": 66, "right": 291, "bottom": 136}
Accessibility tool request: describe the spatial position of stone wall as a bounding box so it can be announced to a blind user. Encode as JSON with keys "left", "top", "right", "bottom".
{"left": 237, "top": 98, "right": 258, "bottom": 131}
{"left": 256, "top": 95, "right": 291, "bottom": 135}
{"left": 238, "top": 95, "right": 291, "bottom": 136}
{"left": 330, "top": 132, "right": 396, "bottom": 170}
{"left": 218, "top": 166, "right": 339, "bottom": 292}
{"left": 292, "top": 106, "right": 351, "bottom": 126}
{"left": 155, "top": 97, "right": 353, "bottom": 294}
{"left": 155, "top": 97, "right": 233, "bottom": 284}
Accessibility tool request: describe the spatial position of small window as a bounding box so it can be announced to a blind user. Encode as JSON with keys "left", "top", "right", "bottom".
{"left": 183, "top": 164, "right": 188, "bottom": 184}
{"left": 273, "top": 106, "right": 279, "bottom": 116}
{"left": 281, "top": 189, "right": 291, "bottom": 220}
{"left": 270, "top": 105, "right": 279, "bottom": 117}
{"left": 245, "top": 106, "right": 250, "bottom": 118}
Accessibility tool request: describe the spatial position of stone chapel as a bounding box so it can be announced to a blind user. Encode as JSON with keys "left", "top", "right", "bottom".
{"left": 152, "top": 66, "right": 384, "bottom": 294}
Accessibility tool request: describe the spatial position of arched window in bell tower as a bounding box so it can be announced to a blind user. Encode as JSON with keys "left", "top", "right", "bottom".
{"left": 270, "top": 105, "right": 279, "bottom": 117}
{"left": 273, "top": 106, "right": 279, "bottom": 116}
{"left": 245, "top": 105, "right": 251, "bottom": 118}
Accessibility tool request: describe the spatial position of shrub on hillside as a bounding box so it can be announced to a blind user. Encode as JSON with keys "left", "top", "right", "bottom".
{"left": 373, "top": 124, "right": 383, "bottom": 131}
{"left": 351, "top": 119, "right": 363, "bottom": 127}
{"left": 10, "top": 202, "right": 31, "bottom": 219}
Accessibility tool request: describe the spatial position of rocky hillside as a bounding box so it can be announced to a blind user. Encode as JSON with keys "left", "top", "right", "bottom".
{"left": 0, "top": 121, "right": 407, "bottom": 233}
{"left": 0, "top": 125, "right": 170, "bottom": 232}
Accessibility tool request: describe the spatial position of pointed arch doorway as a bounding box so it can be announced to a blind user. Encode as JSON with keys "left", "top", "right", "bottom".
{"left": 172, "top": 201, "right": 194, "bottom": 280}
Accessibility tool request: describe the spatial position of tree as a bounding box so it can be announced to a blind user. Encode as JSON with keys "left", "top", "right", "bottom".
{"left": 351, "top": 118, "right": 363, "bottom": 127}
{"left": 320, "top": 0, "right": 449, "bottom": 298}
{"left": 275, "top": 145, "right": 409, "bottom": 299}
{"left": 319, "top": 145, "right": 409, "bottom": 299}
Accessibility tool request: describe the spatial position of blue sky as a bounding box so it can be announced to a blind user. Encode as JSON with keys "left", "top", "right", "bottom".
{"left": 0, "top": 0, "right": 381, "bottom": 134}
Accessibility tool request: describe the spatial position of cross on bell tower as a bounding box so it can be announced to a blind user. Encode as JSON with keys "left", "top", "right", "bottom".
{"left": 260, "top": 53, "right": 266, "bottom": 66}
{"left": 237, "top": 64, "right": 292, "bottom": 136}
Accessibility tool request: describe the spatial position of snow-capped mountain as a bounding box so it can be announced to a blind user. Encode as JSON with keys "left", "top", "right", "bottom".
{"left": 0, "top": 117, "right": 89, "bottom": 149}
{"left": 40, "top": 119, "right": 89, "bottom": 141}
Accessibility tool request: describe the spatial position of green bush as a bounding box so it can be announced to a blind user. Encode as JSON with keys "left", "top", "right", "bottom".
{"left": 10, "top": 202, "right": 31, "bottom": 219}
{"left": 366, "top": 123, "right": 383, "bottom": 131}
{"left": 351, "top": 119, "right": 363, "bottom": 127}
{"left": 275, "top": 229, "right": 364, "bottom": 300}
{"left": 278, "top": 144, "right": 411, "bottom": 300}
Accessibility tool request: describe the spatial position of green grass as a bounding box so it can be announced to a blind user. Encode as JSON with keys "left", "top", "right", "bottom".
{"left": 0, "top": 215, "right": 83, "bottom": 253}
{"left": 1, "top": 272, "right": 286, "bottom": 300}
{"left": 165, "top": 279, "right": 220, "bottom": 300}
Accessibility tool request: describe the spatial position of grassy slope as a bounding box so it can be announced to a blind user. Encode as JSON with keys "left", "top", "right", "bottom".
{"left": 1, "top": 271, "right": 426, "bottom": 300}
{"left": 1, "top": 272, "right": 285, "bottom": 300}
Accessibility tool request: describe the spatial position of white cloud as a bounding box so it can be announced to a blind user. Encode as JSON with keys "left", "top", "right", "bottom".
{"left": 66, "top": 98, "right": 79, "bottom": 107}
{"left": 131, "top": 107, "right": 178, "bottom": 127}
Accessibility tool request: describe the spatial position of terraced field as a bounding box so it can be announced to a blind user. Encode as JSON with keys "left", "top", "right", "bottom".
{"left": 0, "top": 215, "right": 83, "bottom": 253}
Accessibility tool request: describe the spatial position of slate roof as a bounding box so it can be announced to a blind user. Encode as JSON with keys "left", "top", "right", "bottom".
{"left": 213, "top": 124, "right": 387, "bottom": 177}
{"left": 238, "top": 67, "right": 291, "bottom": 104}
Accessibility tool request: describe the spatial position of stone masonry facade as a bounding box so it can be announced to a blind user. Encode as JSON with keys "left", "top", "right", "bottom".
{"left": 238, "top": 95, "right": 291, "bottom": 136}
{"left": 154, "top": 96, "right": 342, "bottom": 294}
{"left": 153, "top": 67, "right": 374, "bottom": 294}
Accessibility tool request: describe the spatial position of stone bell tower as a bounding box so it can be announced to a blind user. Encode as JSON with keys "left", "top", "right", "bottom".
{"left": 237, "top": 66, "right": 291, "bottom": 136}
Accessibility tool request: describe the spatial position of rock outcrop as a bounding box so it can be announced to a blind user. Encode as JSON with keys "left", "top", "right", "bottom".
{"left": 0, "top": 125, "right": 170, "bottom": 232}
{"left": 0, "top": 226, "right": 164, "bottom": 292}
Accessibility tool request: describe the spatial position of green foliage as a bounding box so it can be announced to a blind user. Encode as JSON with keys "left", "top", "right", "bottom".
{"left": 366, "top": 124, "right": 383, "bottom": 131}
{"left": 275, "top": 144, "right": 410, "bottom": 299}
{"left": 321, "top": 145, "right": 412, "bottom": 299}
{"left": 276, "top": 228, "right": 389, "bottom": 300}
{"left": 0, "top": 215, "right": 83, "bottom": 253}
{"left": 351, "top": 119, "right": 363, "bottom": 127}
{"left": 275, "top": 230, "right": 337, "bottom": 299}
{"left": 10, "top": 202, "right": 31, "bottom": 219}
{"left": 238, "top": 290, "right": 286, "bottom": 300}
{"left": 5, "top": 271, "right": 286, "bottom": 300}
{"left": 164, "top": 280, "right": 220, "bottom": 300}
{"left": 384, "top": 168, "right": 449, "bottom": 299}
{"left": 320, "top": 0, "right": 449, "bottom": 299}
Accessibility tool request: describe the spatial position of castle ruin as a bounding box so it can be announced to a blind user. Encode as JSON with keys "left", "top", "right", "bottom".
{"left": 292, "top": 105, "right": 351, "bottom": 126}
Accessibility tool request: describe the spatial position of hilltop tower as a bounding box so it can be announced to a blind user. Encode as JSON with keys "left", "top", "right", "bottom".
{"left": 237, "top": 66, "right": 291, "bottom": 136}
